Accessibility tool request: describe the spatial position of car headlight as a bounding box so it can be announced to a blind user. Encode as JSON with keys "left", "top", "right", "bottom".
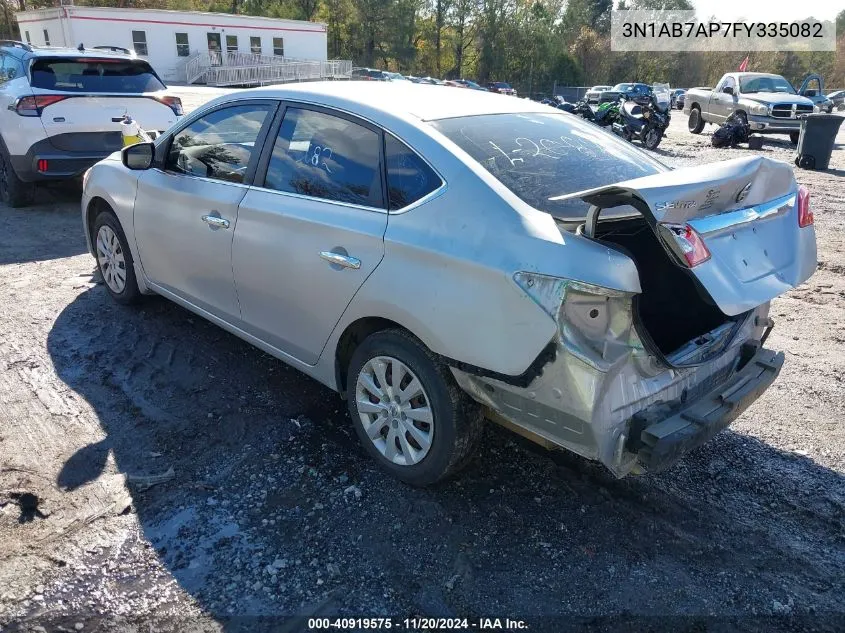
{"left": 748, "top": 103, "right": 768, "bottom": 116}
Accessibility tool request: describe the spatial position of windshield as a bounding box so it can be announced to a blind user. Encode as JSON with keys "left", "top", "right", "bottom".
{"left": 30, "top": 57, "right": 166, "bottom": 93}
{"left": 740, "top": 75, "right": 796, "bottom": 94}
{"left": 611, "top": 83, "right": 633, "bottom": 92}
{"left": 432, "top": 112, "right": 666, "bottom": 221}
{"left": 493, "top": 82, "right": 511, "bottom": 89}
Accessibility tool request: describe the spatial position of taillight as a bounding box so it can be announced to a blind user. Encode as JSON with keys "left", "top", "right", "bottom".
{"left": 37, "top": 159, "right": 48, "bottom": 172}
{"left": 659, "top": 223, "right": 711, "bottom": 267}
{"left": 154, "top": 95, "right": 184, "bottom": 116}
{"left": 14, "top": 95, "right": 68, "bottom": 117}
{"left": 797, "top": 185, "right": 813, "bottom": 227}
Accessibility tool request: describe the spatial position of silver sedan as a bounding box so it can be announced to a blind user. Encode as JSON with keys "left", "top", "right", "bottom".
{"left": 82, "top": 82, "right": 816, "bottom": 485}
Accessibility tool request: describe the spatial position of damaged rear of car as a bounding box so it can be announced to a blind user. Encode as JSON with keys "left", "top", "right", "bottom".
{"left": 433, "top": 112, "right": 816, "bottom": 477}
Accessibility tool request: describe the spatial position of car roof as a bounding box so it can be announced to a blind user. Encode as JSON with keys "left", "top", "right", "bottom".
{"left": 0, "top": 43, "right": 140, "bottom": 61}
{"left": 233, "top": 81, "right": 551, "bottom": 121}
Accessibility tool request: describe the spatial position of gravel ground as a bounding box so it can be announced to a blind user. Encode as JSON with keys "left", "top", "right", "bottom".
{"left": 1, "top": 89, "right": 844, "bottom": 633}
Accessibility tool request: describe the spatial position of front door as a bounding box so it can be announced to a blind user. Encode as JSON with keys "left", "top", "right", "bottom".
{"left": 207, "top": 33, "right": 222, "bottom": 65}
{"left": 133, "top": 101, "right": 276, "bottom": 321}
{"left": 233, "top": 105, "right": 388, "bottom": 365}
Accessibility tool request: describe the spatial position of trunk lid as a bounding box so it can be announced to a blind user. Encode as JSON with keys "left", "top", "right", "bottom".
{"left": 559, "top": 156, "right": 817, "bottom": 316}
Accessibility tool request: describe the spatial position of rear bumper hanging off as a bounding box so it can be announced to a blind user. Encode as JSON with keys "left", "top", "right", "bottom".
{"left": 629, "top": 346, "right": 783, "bottom": 472}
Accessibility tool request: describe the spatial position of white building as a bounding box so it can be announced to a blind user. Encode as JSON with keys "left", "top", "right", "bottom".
{"left": 15, "top": 5, "right": 332, "bottom": 84}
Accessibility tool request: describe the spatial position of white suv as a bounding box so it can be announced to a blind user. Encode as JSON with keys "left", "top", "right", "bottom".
{"left": 0, "top": 41, "right": 183, "bottom": 207}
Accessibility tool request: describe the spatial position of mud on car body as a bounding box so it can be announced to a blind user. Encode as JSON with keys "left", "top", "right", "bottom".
{"left": 81, "top": 82, "right": 816, "bottom": 486}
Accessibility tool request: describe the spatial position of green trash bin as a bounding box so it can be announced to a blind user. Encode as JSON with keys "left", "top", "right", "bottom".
{"left": 795, "top": 113, "right": 844, "bottom": 170}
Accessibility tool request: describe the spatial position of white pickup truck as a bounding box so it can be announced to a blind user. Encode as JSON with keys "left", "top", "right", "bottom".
{"left": 684, "top": 72, "right": 817, "bottom": 144}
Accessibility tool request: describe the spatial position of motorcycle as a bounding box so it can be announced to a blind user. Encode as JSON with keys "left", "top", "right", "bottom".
{"left": 572, "top": 98, "right": 620, "bottom": 127}
{"left": 610, "top": 85, "right": 671, "bottom": 150}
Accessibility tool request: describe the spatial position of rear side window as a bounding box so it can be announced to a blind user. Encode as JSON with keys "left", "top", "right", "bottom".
{"left": 263, "top": 107, "right": 383, "bottom": 208}
{"left": 166, "top": 104, "right": 271, "bottom": 184}
{"left": 385, "top": 134, "right": 441, "bottom": 210}
{"left": 30, "top": 57, "right": 166, "bottom": 93}
{"left": 432, "top": 112, "right": 666, "bottom": 221}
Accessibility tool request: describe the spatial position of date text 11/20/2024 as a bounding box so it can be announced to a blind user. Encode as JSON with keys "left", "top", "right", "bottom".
{"left": 307, "top": 617, "right": 529, "bottom": 630}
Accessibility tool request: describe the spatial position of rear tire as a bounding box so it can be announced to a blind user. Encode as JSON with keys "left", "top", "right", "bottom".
{"left": 642, "top": 125, "right": 663, "bottom": 150}
{"left": 346, "top": 328, "right": 483, "bottom": 486}
{"left": 92, "top": 210, "right": 141, "bottom": 305}
{"left": 688, "top": 107, "right": 704, "bottom": 134}
{"left": 0, "top": 143, "right": 35, "bottom": 208}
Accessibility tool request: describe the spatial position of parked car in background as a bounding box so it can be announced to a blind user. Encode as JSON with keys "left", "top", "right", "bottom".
{"left": 585, "top": 85, "right": 612, "bottom": 103}
{"left": 671, "top": 89, "right": 686, "bottom": 109}
{"left": 487, "top": 81, "right": 517, "bottom": 96}
{"left": 684, "top": 72, "right": 817, "bottom": 144}
{"left": 453, "top": 79, "right": 488, "bottom": 91}
{"left": 826, "top": 90, "right": 845, "bottom": 111}
{"left": 600, "top": 83, "right": 652, "bottom": 104}
{"left": 83, "top": 81, "right": 816, "bottom": 486}
{"left": 0, "top": 40, "right": 182, "bottom": 207}
{"left": 351, "top": 68, "right": 389, "bottom": 81}
{"left": 419, "top": 77, "right": 445, "bottom": 85}
{"left": 384, "top": 72, "right": 410, "bottom": 82}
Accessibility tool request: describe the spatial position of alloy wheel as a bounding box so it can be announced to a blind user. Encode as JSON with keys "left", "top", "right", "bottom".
{"left": 96, "top": 225, "right": 127, "bottom": 294}
{"left": 355, "top": 355, "right": 434, "bottom": 466}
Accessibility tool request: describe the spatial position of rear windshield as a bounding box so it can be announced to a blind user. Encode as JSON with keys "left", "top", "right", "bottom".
{"left": 431, "top": 112, "right": 666, "bottom": 220}
{"left": 30, "top": 57, "right": 166, "bottom": 93}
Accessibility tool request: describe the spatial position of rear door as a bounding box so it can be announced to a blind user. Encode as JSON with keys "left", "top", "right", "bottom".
{"left": 577, "top": 155, "right": 817, "bottom": 316}
{"left": 232, "top": 104, "right": 389, "bottom": 365}
{"left": 29, "top": 56, "right": 179, "bottom": 150}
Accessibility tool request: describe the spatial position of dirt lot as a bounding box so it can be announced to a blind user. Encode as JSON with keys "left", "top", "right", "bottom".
{"left": 1, "top": 89, "right": 844, "bottom": 633}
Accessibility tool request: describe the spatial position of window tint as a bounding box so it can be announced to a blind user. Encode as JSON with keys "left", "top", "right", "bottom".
{"left": 250, "top": 36, "right": 261, "bottom": 54}
{"left": 175, "top": 33, "right": 190, "bottom": 57}
{"left": 30, "top": 58, "right": 166, "bottom": 93}
{"left": 132, "top": 31, "right": 147, "bottom": 56}
{"left": 432, "top": 112, "right": 665, "bottom": 221}
{"left": 385, "top": 134, "right": 441, "bottom": 210}
{"left": 263, "top": 107, "right": 383, "bottom": 207}
{"left": 272, "top": 37, "right": 284, "bottom": 56}
{"left": 166, "top": 105, "right": 271, "bottom": 184}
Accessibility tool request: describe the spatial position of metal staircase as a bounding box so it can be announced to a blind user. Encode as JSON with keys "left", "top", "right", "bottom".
{"left": 182, "top": 51, "right": 352, "bottom": 87}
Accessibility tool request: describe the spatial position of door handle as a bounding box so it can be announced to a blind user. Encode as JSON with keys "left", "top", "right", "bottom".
{"left": 202, "top": 214, "right": 230, "bottom": 229}
{"left": 319, "top": 251, "right": 361, "bottom": 269}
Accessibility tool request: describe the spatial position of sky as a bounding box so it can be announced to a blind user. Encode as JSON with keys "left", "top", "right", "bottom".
{"left": 692, "top": 0, "right": 840, "bottom": 23}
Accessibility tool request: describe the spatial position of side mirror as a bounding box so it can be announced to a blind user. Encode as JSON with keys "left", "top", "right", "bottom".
{"left": 723, "top": 86, "right": 734, "bottom": 96}
{"left": 122, "top": 142, "right": 155, "bottom": 170}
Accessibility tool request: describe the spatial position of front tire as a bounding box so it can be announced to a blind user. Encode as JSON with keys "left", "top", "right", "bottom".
{"left": 92, "top": 210, "right": 141, "bottom": 305}
{"left": 688, "top": 107, "right": 705, "bottom": 134}
{"left": 347, "top": 329, "right": 483, "bottom": 486}
{"left": 0, "top": 143, "right": 35, "bottom": 208}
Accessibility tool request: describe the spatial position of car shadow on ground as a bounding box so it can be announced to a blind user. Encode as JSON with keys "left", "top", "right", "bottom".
{"left": 0, "top": 183, "right": 88, "bottom": 265}
{"left": 39, "top": 283, "right": 845, "bottom": 631}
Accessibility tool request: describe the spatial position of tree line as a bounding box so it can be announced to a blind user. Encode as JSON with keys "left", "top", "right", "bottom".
{"left": 3, "top": 0, "right": 843, "bottom": 94}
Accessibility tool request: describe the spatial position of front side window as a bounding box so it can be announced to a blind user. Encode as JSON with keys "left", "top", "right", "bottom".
{"left": 432, "top": 112, "right": 666, "bottom": 221}
{"left": 166, "top": 104, "right": 271, "bottom": 184}
{"left": 250, "top": 36, "right": 261, "bottom": 54}
{"left": 385, "top": 134, "right": 441, "bottom": 210}
{"left": 30, "top": 57, "right": 166, "bottom": 93}
{"left": 175, "top": 32, "right": 190, "bottom": 57}
{"left": 132, "top": 30, "right": 148, "bottom": 56}
{"left": 263, "top": 107, "right": 383, "bottom": 207}
{"left": 43, "top": 29, "right": 50, "bottom": 46}
{"left": 226, "top": 35, "right": 238, "bottom": 53}
{"left": 272, "top": 37, "right": 284, "bottom": 56}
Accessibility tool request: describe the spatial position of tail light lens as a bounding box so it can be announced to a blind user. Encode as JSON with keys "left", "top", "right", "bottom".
{"left": 154, "top": 95, "right": 184, "bottom": 116}
{"left": 14, "top": 95, "right": 68, "bottom": 117}
{"left": 797, "top": 185, "right": 813, "bottom": 227}
{"left": 37, "top": 159, "right": 48, "bottom": 172}
{"left": 659, "top": 223, "right": 711, "bottom": 267}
